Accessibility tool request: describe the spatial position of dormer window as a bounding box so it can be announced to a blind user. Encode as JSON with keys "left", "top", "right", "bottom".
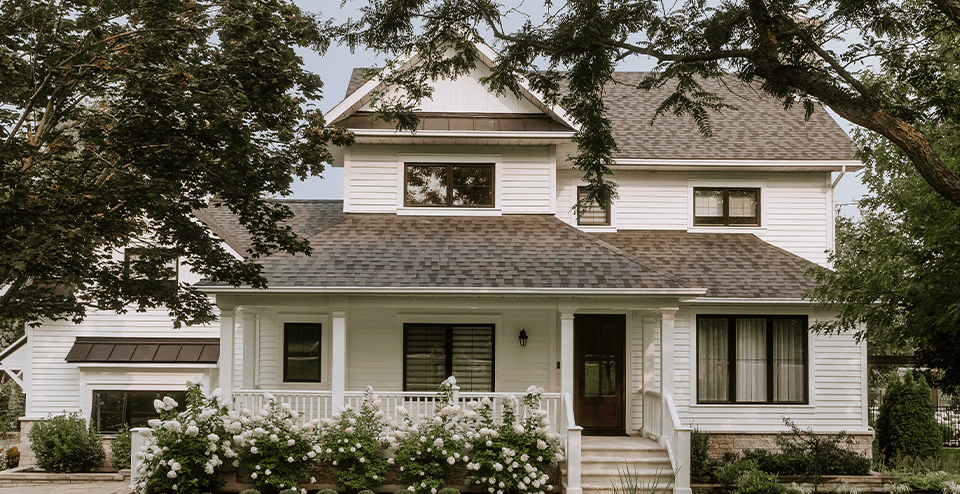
{"left": 694, "top": 188, "right": 760, "bottom": 226}
{"left": 404, "top": 163, "right": 494, "bottom": 207}
{"left": 577, "top": 187, "right": 611, "bottom": 226}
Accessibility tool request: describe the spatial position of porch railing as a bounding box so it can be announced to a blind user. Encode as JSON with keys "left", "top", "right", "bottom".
{"left": 561, "top": 392, "right": 583, "bottom": 494}
{"left": 663, "top": 394, "right": 692, "bottom": 494}
{"left": 235, "top": 389, "right": 562, "bottom": 434}
{"left": 642, "top": 389, "right": 662, "bottom": 439}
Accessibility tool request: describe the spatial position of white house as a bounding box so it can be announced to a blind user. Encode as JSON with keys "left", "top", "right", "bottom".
{"left": 7, "top": 44, "right": 869, "bottom": 494}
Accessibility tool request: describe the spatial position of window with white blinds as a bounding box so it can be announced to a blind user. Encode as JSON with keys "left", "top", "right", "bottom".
{"left": 403, "top": 324, "right": 495, "bottom": 392}
{"left": 577, "top": 187, "right": 611, "bottom": 226}
{"left": 697, "top": 315, "right": 807, "bottom": 404}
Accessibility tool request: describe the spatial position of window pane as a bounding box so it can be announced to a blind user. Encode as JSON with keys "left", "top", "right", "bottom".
{"left": 93, "top": 391, "right": 126, "bottom": 433}
{"left": 736, "top": 318, "right": 767, "bottom": 402}
{"left": 451, "top": 166, "right": 493, "bottom": 206}
{"left": 773, "top": 319, "right": 806, "bottom": 402}
{"left": 406, "top": 165, "right": 448, "bottom": 205}
{"left": 405, "top": 325, "right": 449, "bottom": 391}
{"left": 285, "top": 323, "right": 321, "bottom": 382}
{"left": 451, "top": 325, "right": 494, "bottom": 392}
{"left": 698, "top": 318, "right": 729, "bottom": 401}
{"left": 694, "top": 190, "right": 725, "bottom": 224}
{"left": 577, "top": 188, "right": 610, "bottom": 226}
{"left": 728, "top": 190, "right": 759, "bottom": 224}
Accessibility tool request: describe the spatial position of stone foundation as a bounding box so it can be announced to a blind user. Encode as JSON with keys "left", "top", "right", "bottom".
{"left": 706, "top": 431, "right": 875, "bottom": 458}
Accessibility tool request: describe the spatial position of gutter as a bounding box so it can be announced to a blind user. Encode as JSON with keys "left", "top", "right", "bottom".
{"left": 196, "top": 285, "right": 708, "bottom": 299}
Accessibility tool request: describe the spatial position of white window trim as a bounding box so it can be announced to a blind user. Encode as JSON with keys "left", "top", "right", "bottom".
{"left": 79, "top": 370, "right": 212, "bottom": 431}
{"left": 687, "top": 179, "right": 767, "bottom": 232}
{"left": 570, "top": 179, "right": 617, "bottom": 232}
{"left": 276, "top": 313, "right": 331, "bottom": 389}
{"left": 396, "top": 154, "right": 503, "bottom": 216}
{"left": 687, "top": 308, "right": 816, "bottom": 411}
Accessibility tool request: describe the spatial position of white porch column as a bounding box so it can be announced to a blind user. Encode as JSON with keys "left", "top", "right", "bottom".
{"left": 242, "top": 311, "right": 257, "bottom": 389}
{"left": 331, "top": 310, "right": 347, "bottom": 411}
{"left": 642, "top": 315, "right": 655, "bottom": 399}
{"left": 218, "top": 298, "right": 236, "bottom": 403}
{"left": 559, "top": 310, "right": 576, "bottom": 403}
{"left": 659, "top": 307, "right": 678, "bottom": 447}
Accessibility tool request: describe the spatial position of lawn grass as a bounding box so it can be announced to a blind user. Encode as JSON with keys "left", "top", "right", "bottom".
{"left": 944, "top": 448, "right": 960, "bottom": 474}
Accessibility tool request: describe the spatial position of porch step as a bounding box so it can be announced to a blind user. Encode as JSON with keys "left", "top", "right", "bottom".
{"left": 565, "top": 436, "right": 674, "bottom": 494}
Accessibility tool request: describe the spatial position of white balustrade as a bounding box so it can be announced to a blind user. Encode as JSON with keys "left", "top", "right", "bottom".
{"left": 643, "top": 389, "right": 663, "bottom": 439}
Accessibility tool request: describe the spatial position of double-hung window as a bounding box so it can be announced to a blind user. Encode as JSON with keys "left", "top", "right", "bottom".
{"left": 404, "top": 163, "right": 495, "bottom": 207}
{"left": 283, "top": 322, "right": 322, "bottom": 382}
{"left": 577, "top": 186, "right": 611, "bottom": 226}
{"left": 403, "top": 323, "right": 494, "bottom": 392}
{"left": 697, "top": 315, "right": 807, "bottom": 404}
{"left": 694, "top": 188, "right": 760, "bottom": 226}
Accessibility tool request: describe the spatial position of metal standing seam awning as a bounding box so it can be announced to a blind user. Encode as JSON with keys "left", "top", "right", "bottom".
{"left": 65, "top": 337, "right": 220, "bottom": 364}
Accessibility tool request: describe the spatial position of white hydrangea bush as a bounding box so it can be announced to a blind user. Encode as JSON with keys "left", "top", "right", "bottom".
{"left": 315, "top": 387, "right": 390, "bottom": 491}
{"left": 234, "top": 394, "right": 320, "bottom": 494}
{"left": 133, "top": 382, "right": 241, "bottom": 494}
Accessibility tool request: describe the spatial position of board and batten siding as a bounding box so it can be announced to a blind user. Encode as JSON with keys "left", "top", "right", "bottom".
{"left": 358, "top": 63, "right": 541, "bottom": 114}
{"left": 345, "top": 144, "right": 554, "bottom": 215}
{"left": 675, "top": 308, "right": 867, "bottom": 433}
{"left": 27, "top": 309, "right": 218, "bottom": 418}
{"left": 556, "top": 169, "right": 833, "bottom": 265}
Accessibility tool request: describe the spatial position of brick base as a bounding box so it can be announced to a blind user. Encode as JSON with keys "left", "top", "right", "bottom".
{"left": 706, "top": 431, "right": 874, "bottom": 458}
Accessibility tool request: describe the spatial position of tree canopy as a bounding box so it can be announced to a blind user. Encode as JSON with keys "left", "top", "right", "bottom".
{"left": 808, "top": 124, "right": 960, "bottom": 394}
{"left": 0, "top": 0, "right": 351, "bottom": 326}
{"left": 343, "top": 0, "right": 960, "bottom": 209}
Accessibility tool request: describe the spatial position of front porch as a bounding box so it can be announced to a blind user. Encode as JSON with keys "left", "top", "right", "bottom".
{"left": 213, "top": 297, "right": 694, "bottom": 494}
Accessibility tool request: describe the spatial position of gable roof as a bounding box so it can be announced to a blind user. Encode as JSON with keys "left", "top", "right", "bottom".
{"left": 196, "top": 200, "right": 819, "bottom": 299}
{"left": 340, "top": 69, "right": 856, "bottom": 163}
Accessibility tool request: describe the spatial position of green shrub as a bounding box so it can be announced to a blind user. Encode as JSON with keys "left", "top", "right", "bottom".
{"left": 716, "top": 458, "right": 758, "bottom": 490}
{"left": 438, "top": 488, "right": 461, "bottom": 494}
{"left": 358, "top": 490, "right": 377, "bottom": 494}
{"left": 28, "top": 412, "right": 105, "bottom": 473}
{"left": 877, "top": 373, "right": 943, "bottom": 461}
{"left": 318, "top": 489, "right": 339, "bottom": 494}
{"left": 111, "top": 426, "right": 131, "bottom": 471}
{"left": 735, "top": 467, "right": 786, "bottom": 494}
{"left": 776, "top": 418, "right": 871, "bottom": 486}
{"left": 690, "top": 427, "right": 720, "bottom": 484}
{"left": 742, "top": 448, "right": 799, "bottom": 476}
{"left": 239, "top": 489, "right": 263, "bottom": 494}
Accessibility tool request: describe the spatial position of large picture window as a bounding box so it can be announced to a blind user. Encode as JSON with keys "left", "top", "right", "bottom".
{"left": 92, "top": 390, "right": 187, "bottom": 433}
{"left": 404, "top": 164, "right": 494, "bottom": 207}
{"left": 577, "top": 187, "right": 611, "bottom": 226}
{"left": 284, "top": 322, "right": 322, "bottom": 382}
{"left": 694, "top": 188, "right": 760, "bottom": 226}
{"left": 697, "top": 315, "right": 807, "bottom": 404}
{"left": 403, "top": 323, "right": 494, "bottom": 392}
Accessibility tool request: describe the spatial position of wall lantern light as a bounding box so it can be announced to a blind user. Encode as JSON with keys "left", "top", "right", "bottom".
{"left": 518, "top": 329, "right": 528, "bottom": 347}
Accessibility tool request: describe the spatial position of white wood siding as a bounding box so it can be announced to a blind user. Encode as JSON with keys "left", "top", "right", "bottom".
{"left": 359, "top": 64, "right": 541, "bottom": 114}
{"left": 346, "top": 144, "right": 554, "bottom": 215}
{"left": 556, "top": 169, "right": 833, "bottom": 265}
{"left": 28, "top": 309, "right": 217, "bottom": 418}
{"left": 677, "top": 308, "right": 867, "bottom": 433}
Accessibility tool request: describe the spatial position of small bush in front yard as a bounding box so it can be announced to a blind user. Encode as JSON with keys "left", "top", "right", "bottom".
{"left": 112, "top": 426, "right": 132, "bottom": 471}
{"left": 776, "top": 417, "right": 870, "bottom": 484}
{"left": 315, "top": 387, "right": 388, "bottom": 492}
{"left": 735, "top": 467, "right": 785, "bottom": 494}
{"left": 690, "top": 427, "right": 720, "bottom": 484}
{"left": 28, "top": 412, "right": 105, "bottom": 473}
{"left": 877, "top": 373, "right": 942, "bottom": 462}
{"left": 235, "top": 395, "right": 320, "bottom": 494}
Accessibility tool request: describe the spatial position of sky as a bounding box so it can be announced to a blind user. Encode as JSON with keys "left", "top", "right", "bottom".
{"left": 287, "top": 0, "right": 869, "bottom": 217}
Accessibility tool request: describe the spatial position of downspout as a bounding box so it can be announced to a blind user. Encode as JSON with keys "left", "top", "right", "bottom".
{"left": 832, "top": 164, "right": 847, "bottom": 189}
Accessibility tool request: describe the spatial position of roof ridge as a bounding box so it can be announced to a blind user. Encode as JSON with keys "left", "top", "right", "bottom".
{"left": 542, "top": 216, "right": 691, "bottom": 288}
{"left": 193, "top": 206, "right": 247, "bottom": 255}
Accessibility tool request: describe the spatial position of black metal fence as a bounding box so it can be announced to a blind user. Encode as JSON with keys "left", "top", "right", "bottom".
{"left": 869, "top": 405, "right": 960, "bottom": 447}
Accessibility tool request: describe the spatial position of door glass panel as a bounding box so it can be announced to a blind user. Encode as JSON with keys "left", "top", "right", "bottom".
{"left": 584, "top": 362, "right": 600, "bottom": 397}
{"left": 600, "top": 361, "right": 617, "bottom": 396}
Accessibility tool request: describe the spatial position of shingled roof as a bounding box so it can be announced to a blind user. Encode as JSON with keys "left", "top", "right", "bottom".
{"left": 197, "top": 201, "right": 818, "bottom": 298}
{"left": 594, "top": 230, "right": 819, "bottom": 299}
{"left": 340, "top": 68, "right": 855, "bottom": 162}
{"left": 194, "top": 200, "right": 343, "bottom": 256}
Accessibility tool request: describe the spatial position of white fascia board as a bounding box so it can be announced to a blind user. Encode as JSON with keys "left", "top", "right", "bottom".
{"left": 75, "top": 363, "right": 219, "bottom": 370}
{"left": 683, "top": 297, "right": 816, "bottom": 305}
{"left": 323, "top": 52, "right": 421, "bottom": 125}
{"left": 352, "top": 129, "right": 576, "bottom": 140}
{"left": 197, "top": 286, "right": 708, "bottom": 298}
{"left": 609, "top": 159, "right": 863, "bottom": 171}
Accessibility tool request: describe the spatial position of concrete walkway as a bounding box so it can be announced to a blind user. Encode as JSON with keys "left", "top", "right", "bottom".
{"left": 0, "top": 482, "right": 133, "bottom": 493}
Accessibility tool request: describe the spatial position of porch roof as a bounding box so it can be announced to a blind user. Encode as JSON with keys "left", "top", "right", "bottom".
{"left": 195, "top": 201, "right": 818, "bottom": 299}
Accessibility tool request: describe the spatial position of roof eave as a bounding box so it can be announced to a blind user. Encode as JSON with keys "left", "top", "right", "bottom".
{"left": 197, "top": 286, "right": 708, "bottom": 299}
{"left": 683, "top": 297, "right": 816, "bottom": 305}
{"left": 608, "top": 159, "right": 863, "bottom": 172}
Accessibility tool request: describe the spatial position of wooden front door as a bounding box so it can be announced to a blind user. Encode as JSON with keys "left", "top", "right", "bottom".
{"left": 574, "top": 314, "right": 626, "bottom": 435}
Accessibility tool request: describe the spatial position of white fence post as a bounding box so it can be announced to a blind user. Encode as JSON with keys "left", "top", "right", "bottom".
{"left": 130, "top": 427, "right": 150, "bottom": 489}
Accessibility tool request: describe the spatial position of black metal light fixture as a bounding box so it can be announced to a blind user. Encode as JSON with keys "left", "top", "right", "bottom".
{"left": 518, "top": 329, "right": 528, "bottom": 347}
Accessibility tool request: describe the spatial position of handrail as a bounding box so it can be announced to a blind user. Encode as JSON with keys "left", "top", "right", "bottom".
{"left": 564, "top": 392, "right": 581, "bottom": 431}
{"left": 644, "top": 389, "right": 661, "bottom": 398}
{"left": 666, "top": 394, "right": 692, "bottom": 431}
{"left": 562, "top": 393, "right": 583, "bottom": 494}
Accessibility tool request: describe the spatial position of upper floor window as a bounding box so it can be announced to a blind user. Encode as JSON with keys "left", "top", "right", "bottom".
{"left": 697, "top": 315, "right": 807, "bottom": 404}
{"left": 694, "top": 188, "right": 760, "bottom": 226}
{"left": 404, "top": 163, "right": 494, "bottom": 208}
{"left": 284, "top": 322, "right": 322, "bottom": 382}
{"left": 577, "top": 187, "right": 610, "bottom": 226}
